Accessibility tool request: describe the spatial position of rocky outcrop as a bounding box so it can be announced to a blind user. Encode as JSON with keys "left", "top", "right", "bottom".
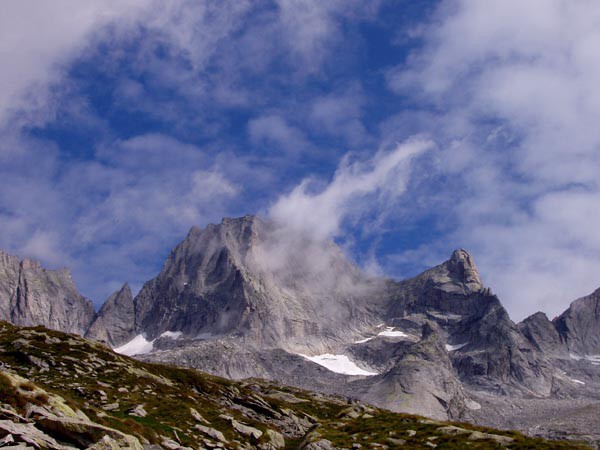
{"left": 518, "top": 312, "right": 566, "bottom": 356}
{"left": 0, "top": 250, "right": 94, "bottom": 335}
{"left": 553, "top": 287, "right": 600, "bottom": 356}
{"left": 359, "top": 323, "right": 470, "bottom": 420}
{"left": 85, "top": 284, "right": 135, "bottom": 347}
{"left": 385, "top": 249, "right": 553, "bottom": 397}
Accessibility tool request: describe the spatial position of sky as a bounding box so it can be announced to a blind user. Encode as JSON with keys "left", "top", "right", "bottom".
{"left": 1, "top": 0, "right": 599, "bottom": 322}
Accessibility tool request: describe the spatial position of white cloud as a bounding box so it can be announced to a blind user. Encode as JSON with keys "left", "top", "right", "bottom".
{"left": 0, "top": 0, "right": 146, "bottom": 125}
{"left": 309, "top": 83, "right": 370, "bottom": 146}
{"left": 248, "top": 115, "right": 311, "bottom": 156}
{"left": 274, "top": 0, "right": 381, "bottom": 73}
{"left": 269, "top": 137, "right": 433, "bottom": 241}
{"left": 389, "top": 0, "right": 600, "bottom": 320}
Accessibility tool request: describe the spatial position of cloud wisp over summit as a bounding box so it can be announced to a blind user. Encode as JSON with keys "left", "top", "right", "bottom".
{"left": 0, "top": 0, "right": 598, "bottom": 321}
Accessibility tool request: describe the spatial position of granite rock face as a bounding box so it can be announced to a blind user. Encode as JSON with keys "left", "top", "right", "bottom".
{"left": 385, "top": 250, "right": 554, "bottom": 397}
{"left": 132, "top": 216, "right": 386, "bottom": 352}
{"left": 518, "top": 312, "right": 566, "bottom": 356}
{"left": 85, "top": 283, "right": 135, "bottom": 347}
{"left": 357, "top": 323, "right": 469, "bottom": 421}
{"left": 553, "top": 287, "right": 600, "bottom": 356}
{"left": 0, "top": 250, "right": 94, "bottom": 335}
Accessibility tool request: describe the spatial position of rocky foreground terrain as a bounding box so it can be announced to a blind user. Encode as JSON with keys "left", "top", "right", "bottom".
{"left": 0, "top": 321, "right": 588, "bottom": 449}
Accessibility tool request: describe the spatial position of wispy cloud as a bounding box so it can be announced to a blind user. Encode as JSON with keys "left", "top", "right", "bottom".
{"left": 269, "top": 137, "right": 433, "bottom": 241}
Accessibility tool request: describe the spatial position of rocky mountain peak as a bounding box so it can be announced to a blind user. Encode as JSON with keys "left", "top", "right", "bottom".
{"left": 518, "top": 311, "right": 565, "bottom": 355}
{"left": 20, "top": 257, "right": 42, "bottom": 271}
{"left": 446, "top": 249, "right": 482, "bottom": 289}
{"left": 132, "top": 214, "right": 385, "bottom": 350}
{"left": 553, "top": 287, "right": 600, "bottom": 355}
{"left": 85, "top": 282, "right": 135, "bottom": 348}
{"left": 0, "top": 252, "right": 94, "bottom": 335}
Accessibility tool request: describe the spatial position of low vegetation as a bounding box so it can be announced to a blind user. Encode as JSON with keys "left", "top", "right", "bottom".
{"left": 0, "top": 321, "right": 589, "bottom": 449}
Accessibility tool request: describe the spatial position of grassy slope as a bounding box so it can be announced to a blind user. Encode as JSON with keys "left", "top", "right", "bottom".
{"left": 0, "top": 321, "right": 588, "bottom": 449}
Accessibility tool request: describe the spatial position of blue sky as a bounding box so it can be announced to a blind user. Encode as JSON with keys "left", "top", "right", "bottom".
{"left": 2, "top": 0, "right": 600, "bottom": 321}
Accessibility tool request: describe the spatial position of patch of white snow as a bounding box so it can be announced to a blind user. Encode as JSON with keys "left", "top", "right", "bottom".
{"left": 571, "top": 379, "right": 585, "bottom": 385}
{"left": 570, "top": 353, "right": 600, "bottom": 365}
{"left": 445, "top": 342, "right": 468, "bottom": 352}
{"left": 354, "top": 326, "right": 410, "bottom": 344}
{"left": 160, "top": 331, "right": 183, "bottom": 339}
{"left": 585, "top": 355, "right": 600, "bottom": 364}
{"left": 378, "top": 327, "right": 409, "bottom": 338}
{"left": 299, "top": 353, "right": 378, "bottom": 376}
{"left": 114, "top": 334, "right": 154, "bottom": 356}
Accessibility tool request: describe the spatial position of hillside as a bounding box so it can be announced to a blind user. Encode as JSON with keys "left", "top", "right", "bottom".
{"left": 0, "top": 321, "right": 587, "bottom": 449}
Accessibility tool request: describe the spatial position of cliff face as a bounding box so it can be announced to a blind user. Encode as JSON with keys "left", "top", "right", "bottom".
{"left": 0, "top": 250, "right": 94, "bottom": 335}
{"left": 553, "top": 287, "right": 600, "bottom": 356}
{"left": 85, "top": 283, "right": 135, "bottom": 347}
{"left": 132, "top": 216, "right": 386, "bottom": 352}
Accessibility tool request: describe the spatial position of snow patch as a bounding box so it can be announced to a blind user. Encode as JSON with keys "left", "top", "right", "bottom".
{"left": 160, "top": 331, "right": 183, "bottom": 339}
{"left": 114, "top": 334, "right": 154, "bottom": 356}
{"left": 378, "top": 327, "right": 409, "bottom": 338}
{"left": 570, "top": 353, "right": 600, "bottom": 365}
{"left": 571, "top": 378, "right": 585, "bottom": 385}
{"left": 355, "top": 327, "right": 409, "bottom": 344}
{"left": 445, "top": 342, "right": 468, "bottom": 352}
{"left": 299, "top": 353, "right": 378, "bottom": 376}
{"left": 585, "top": 355, "right": 600, "bottom": 364}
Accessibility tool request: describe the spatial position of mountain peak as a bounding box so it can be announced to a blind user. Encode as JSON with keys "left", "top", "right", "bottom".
{"left": 446, "top": 248, "right": 482, "bottom": 289}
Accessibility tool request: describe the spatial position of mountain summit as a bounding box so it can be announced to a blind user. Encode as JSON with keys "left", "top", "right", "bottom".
{"left": 132, "top": 215, "right": 386, "bottom": 352}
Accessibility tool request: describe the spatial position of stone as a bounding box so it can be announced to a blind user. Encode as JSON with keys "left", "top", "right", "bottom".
{"left": 0, "top": 420, "right": 66, "bottom": 449}
{"left": 231, "top": 419, "right": 262, "bottom": 439}
{"left": 265, "top": 430, "right": 285, "bottom": 449}
{"left": 196, "top": 425, "right": 227, "bottom": 443}
{"left": 128, "top": 405, "right": 147, "bottom": 417}
{"left": 301, "top": 439, "right": 337, "bottom": 450}
{"left": 190, "top": 408, "right": 210, "bottom": 424}
{"left": 468, "top": 431, "right": 514, "bottom": 446}
{"left": 437, "top": 425, "right": 470, "bottom": 435}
